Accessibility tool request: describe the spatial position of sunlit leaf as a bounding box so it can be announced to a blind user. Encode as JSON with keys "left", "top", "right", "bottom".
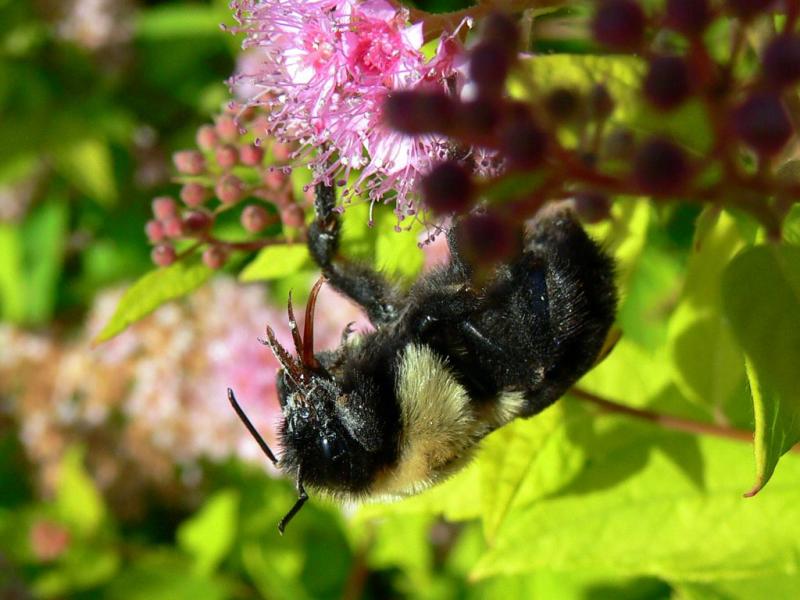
{"left": 722, "top": 245, "right": 800, "bottom": 495}
{"left": 668, "top": 211, "right": 746, "bottom": 409}
{"left": 135, "top": 5, "right": 230, "bottom": 39}
{"left": 0, "top": 223, "right": 24, "bottom": 322}
{"left": 374, "top": 209, "right": 423, "bottom": 279}
{"left": 472, "top": 409, "right": 800, "bottom": 582}
{"left": 53, "top": 138, "right": 117, "bottom": 206}
{"left": 55, "top": 446, "right": 105, "bottom": 537}
{"left": 101, "top": 551, "right": 230, "bottom": 600}
{"left": 177, "top": 489, "right": 239, "bottom": 575}
{"left": 239, "top": 244, "right": 310, "bottom": 282}
{"left": 94, "top": 258, "right": 213, "bottom": 343}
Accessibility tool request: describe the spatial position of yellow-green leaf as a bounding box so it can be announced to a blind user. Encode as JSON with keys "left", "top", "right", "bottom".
{"left": 722, "top": 245, "right": 800, "bottom": 496}
{"left": 94, "top": 258, "right": 213, "bottom": 343}
{"left": 239, "top": 244, "right": 310, "bottom": 282}
{"left": 177, "top": 489, "right": 239, "bottom": 575}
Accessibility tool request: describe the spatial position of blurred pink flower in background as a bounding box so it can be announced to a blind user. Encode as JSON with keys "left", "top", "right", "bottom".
{"left": 229, "top": 0, "right": 464, "bottom": 222}
{"left": 0, "top": 277, "right": 370, "bottom": 516}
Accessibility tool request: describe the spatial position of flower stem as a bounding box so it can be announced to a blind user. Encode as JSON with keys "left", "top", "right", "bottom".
{"left": 570, "top": 387, "right": 800, "bottom": 453}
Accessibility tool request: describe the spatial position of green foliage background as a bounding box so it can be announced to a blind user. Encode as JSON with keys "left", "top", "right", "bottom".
{"left": 2, "top": 0, "right": 800, "bottom": 598}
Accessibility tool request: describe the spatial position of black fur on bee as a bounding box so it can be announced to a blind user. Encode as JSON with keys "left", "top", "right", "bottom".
{"left": 228, "top": 183, "right": 617, "bottom": 533}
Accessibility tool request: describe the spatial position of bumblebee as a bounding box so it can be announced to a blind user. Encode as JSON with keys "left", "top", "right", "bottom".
{"left": 229, "top": 183, "right": 617, "bottom": 533}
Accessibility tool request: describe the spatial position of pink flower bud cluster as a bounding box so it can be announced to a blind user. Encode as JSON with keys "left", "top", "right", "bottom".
{"left": 147, "top": 105, "right": 309, "bottom": 269}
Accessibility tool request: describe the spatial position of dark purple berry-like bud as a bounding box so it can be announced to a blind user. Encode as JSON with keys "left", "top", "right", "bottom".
{"left": 196, "top": 125, "right": 218, "bottom": 151}
{"left": 215, "top": 144, "right": 239, "bottom": 170}
{"left": 240, "top": 144, "right": 265, "bottom": 166}
{"left": 573, "top": 191, "right": 612, "bottom": 223}
{"left": 152, "top": 196, "right": 178, "bottom": 220}
{"left": 761, "top": 34, "right": 800, "bottom": 89}
{"left": 183, "top": 210, "right": 212, "bottom": 233}
{"left": 215, "top": 175, "right": 245, "bottom": 204}
{"left": 242, "top": 204, "right": 271, "bottom": 233}
{"left": 457, "top": 97, "right": 502, "bottom": 139}
{"left": 215, "top": 115, "right": 239, "bottom": 142}
{"left": 732, "top": 92, "right": 793, "bottom": 156}
{"left": 469, "top": 41, "right": 510, "bottom": 97}
{"left": 499, "top": 112, "right": 548, "bottom": 169}
{"left": 588, "top": 84, "right": 615, "bottom": 120}
{"left": 145, "top": 220, "right": 165, "bottom": 243}
{"left": 383, "top": 91, "right": 456, "bottom": 135}
{"left": 420, "top": 161, "right": 475, "bottom": 215}
{"left": 152, "top": 244, "right": 177, "bottom": 267}
{"left": 643, "top": 55, "right": 693, "bottom": 111}
{"left": 481, "top": 12, "right": 519, "bottom": 60}
{"left": 281, "top": 204, "right": 306, "bottom": 228}
{"left": 180, "top": 183, "right": 209, "bottom": 207}
{"left": 664, "top": 0, "right": 710, "bottom": 36}
{"left": 634, "top": 137, "right": 691, "bottom": 195}
{"left": 591, "top": 0, "right": 646, "bottom": 51}
{"left": 173, "top": 150, "right": 206, "bottom": 176}
{"left": 544, "top": 87, "right": 583, "bottom": 122}
{"left": 456, "top": 212, "right": 522, "bottom": 267}
{"left": 725, "top": 0, "right": 776, "bottom": 20}
{"left": 202, "top": 246, "right": 228, "bottom": 270}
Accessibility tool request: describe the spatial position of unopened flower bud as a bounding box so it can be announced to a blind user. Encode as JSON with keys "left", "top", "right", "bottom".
{"left": 215, "top": 175, "right": 245, "bottom": 204}
{"left": 456, "top": 212, "right": 522, "bottom": 267}
{"left": 202, "top": 245, "right": 228, "bottom": 269}
{"left": 281, "top": 204, "right": 306, "bottom": 228}
{"left": 215, "top": 144, "right": 239, "bottom": 170}
{"left": 152, "top": 196, "right": 178, "bottom": 220}
{"left": 732, "top": 92, "right": 793, "bottom": 156}
{"left": 180, "top": 183, "right": 209, "bottom": 207}
{"left": 263, "top": 169, "right": 289, "bottom": 190}
{"left": 215, "top": 115, "right": 239, "bottom": 142}
{"left": 420, "top": 161, "right": 475, "bottom": 215}
{"left": 145, "top": 220, "right": 165, "bottom": 243}
{"left": 152, "top": 244, "right": 177, "bottom": 267}
{"left": 572, "top": 191, "right": 612, "bottom": 223}
{"left": 183, "top": 210, "right": 212, "bottom": 233}
{"left": 634, "top": 137, "right": 690, "bottom": 195}
{"left": 162, "top": 216, "right": 185, "bottom": 238}
{"left": 271, "top": 142, "right": 295, "bottom": 162}
{"left": 173, "top": 150, "right": 206, "bottom": 176}
{"left": 469, "top": 41, "right": 510, "bottom": 97}
{"left": 242, "top": 204, "right": 272, "bottom": 233}
{"left": 195, "top": 125, "right": 218, "bottom": 151}
{"left": 383, "top": 91, "right": 456, "bottom": 135}
{"left": 240, "top": 144, "right": 265, "bottom": 166}
{"left": 591, "top": 0, "right": 646, "bottom": 51}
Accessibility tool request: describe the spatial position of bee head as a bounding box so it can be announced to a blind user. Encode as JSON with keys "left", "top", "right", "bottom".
{"left": 266, "top": 278, "right": 386, "bottom": 495}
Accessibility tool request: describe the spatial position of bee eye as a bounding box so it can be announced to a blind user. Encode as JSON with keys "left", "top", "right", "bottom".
{"left": 320, "top": 436, "right": 333, "bottom": 460}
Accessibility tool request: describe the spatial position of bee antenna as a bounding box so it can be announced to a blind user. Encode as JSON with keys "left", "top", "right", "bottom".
{"left": 278, "top": 471, "right": 309, "bottom": 535}
{"left": 227, "top": 388, "right": 279, "bottom": 466}
{"left": 301, "top": 277, "right": 326, "bottom": 370}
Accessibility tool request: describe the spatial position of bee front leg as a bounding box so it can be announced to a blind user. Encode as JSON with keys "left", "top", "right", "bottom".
{"left": 307, "top": 183, "right": 401, "bottom": 327}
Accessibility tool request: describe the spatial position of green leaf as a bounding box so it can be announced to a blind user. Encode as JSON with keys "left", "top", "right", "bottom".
{"left": 373, "top": 208, "right": 423, "bottom": 280}
{"left": 52, "top": 138, "right": 117, "bottom": 206}
{"left": 55, "top": 446, "right": 105, "bottom": 537}
{"left": 0, "top": 222, "right": 24, "bottom": 322}
{"left": 668, "top": 211, "right": 746, "bottom": 409}
{"left": 239, "top": 244, "right": 310, "bottom": 282}
{"left": 101, "top": 550, "right": 230, "bottom": 600}
{"left": 32, "top": 546, "right": 119, "bottom": 599}
{"left": 94, "top": 258, "right": 213, "bottom": 343}
{"left": 21, "top": 198, "right": 68, "bottom": 324}
{"left": 722, "top": 245, "right": 800, "bottom": 495}
{"left": 472, "top": 408, "right": 800, "bottom": 582}
{"left": 783, "top": 203, "right": 800, "bottom": 246}
{"left": 134, "top": 5, "right": 230, "bottom": 40}
{"left": 176, "top": 489, "right": 239, "bottom": 575}
{"left": 514, "top": 55, "right": 643, "bottom": 121}
{"left": 479, "top": 404, "right": 577, "bottom": 542}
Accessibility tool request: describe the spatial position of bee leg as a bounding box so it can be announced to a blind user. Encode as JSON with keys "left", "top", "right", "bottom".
{"left": 308, "top": 183, "right": 401, "bottom": 326}
{"left": 278, "top": 474, "right": 309, "bottom": 535}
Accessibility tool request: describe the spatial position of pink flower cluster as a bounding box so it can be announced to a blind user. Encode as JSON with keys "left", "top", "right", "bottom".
{"left": 229, "top": 0, "right": 463, "bottom": 223}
